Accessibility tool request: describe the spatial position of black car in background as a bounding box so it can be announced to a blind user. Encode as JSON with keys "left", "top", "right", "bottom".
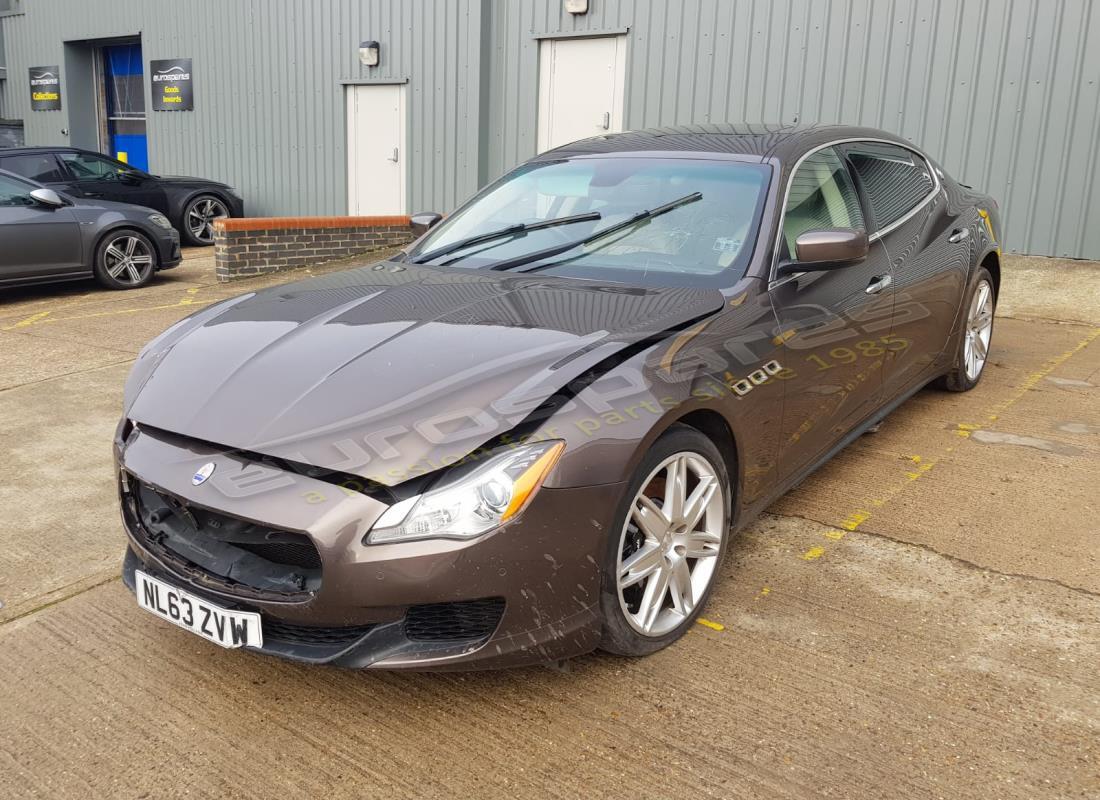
{"left": 0, "top": 169, "right": 181, "bottom": 290}
{"left": 0, "top": 147, "right": 243, "bottom": 246}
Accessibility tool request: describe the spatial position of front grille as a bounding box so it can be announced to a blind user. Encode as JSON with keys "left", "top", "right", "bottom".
{"left": 263, "top": 618, "right": 375, "bottom": 646}
{"left": 233, "top": 540, "right": 322, "bottom": 570}
{"left": 125, "top": 475, "right": 321, "bottom": 598}
{"left": 405, "top": 598, "right": 505, "bottom": 642}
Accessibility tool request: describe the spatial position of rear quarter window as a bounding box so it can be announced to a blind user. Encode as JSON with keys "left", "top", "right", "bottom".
{"left": 0, "top": 153, "right": 65, "bottom": 183}
{"left": 844, "top": 142, "right": 935, "bottom": 231}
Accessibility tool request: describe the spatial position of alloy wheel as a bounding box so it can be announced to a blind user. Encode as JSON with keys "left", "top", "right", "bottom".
{"left": 103, "top": 235, "right": 154, "bottom": 285}
{"left": 963, "top": 279, "right": 994, "bottom": 381}
{"left": 616, "top": 452, "right": 726, "bottom": 636}
{"left": 187, "top": 197, "right": 229, "bottom": 244}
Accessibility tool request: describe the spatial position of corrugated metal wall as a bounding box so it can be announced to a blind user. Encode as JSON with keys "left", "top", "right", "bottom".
{"left": 487, "top": 0, "right": 1100, "bottom": 260}
{"left": 0, "top": 0, "right": 484, "bottom": 217}
{"left": 1, "top": 0, "right": 1098, "bottom": 259}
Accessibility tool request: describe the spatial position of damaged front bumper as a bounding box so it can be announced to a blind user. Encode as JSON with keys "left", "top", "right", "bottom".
{"left": 117, "top": 424, "right": 622, "bottom": 669}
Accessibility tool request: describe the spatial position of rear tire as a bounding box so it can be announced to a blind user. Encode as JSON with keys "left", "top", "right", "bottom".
{"left": 599, "top": 424, "right": 732, "bottom": 657}
{"left": 93, "top": 230, "right": 157, "bottom": 290}
{"left": 936, "top": 266, "right": 996, "bottom": 392}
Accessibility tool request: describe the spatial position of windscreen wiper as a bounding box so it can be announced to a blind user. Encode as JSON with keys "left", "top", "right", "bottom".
{"left": 488, "top": 192, "right": 703, "bottom": 273}
{"left": 411, "top": 211, "right": 601, "bottom": 264}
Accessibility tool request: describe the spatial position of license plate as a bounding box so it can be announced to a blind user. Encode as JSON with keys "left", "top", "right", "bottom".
{"left": 136, "top": 570, "right": 263, "bottom": 649}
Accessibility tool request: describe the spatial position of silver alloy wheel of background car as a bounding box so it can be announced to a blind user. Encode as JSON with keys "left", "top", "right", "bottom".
{"left": 103, "top": 234, "right": 155, "bottom": 285}
{"left": 187, "top": 197, "right": 229, "bottom": 244}
{"left": 616, "top": 451, "right": 726, "bottom": 636}
{"left": 963, "top": 279, "right": 994, "bottom": 381}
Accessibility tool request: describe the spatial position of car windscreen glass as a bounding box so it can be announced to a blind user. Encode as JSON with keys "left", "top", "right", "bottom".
{"left": 409, "top": 158, "right": 771, "bottom": 288}
{"left": 59, "top": 152, "right": 141, "bottom": 181}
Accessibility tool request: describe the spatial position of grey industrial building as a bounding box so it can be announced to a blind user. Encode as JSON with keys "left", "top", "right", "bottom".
{"left": 0, "top": 0, "right": 1097, "bottom": 259}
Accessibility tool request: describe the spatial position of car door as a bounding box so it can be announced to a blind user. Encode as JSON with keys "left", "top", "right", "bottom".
{"left": 842, "top": 141, "right": 968, "bottom": 400}
{"left": 768, "top": 145, "right": 896, "bottom": 480}
{"left": 56, "top": 151, "right": 167, "bottom": 212}
{"left": 0, "top": 174, "right": 84, "bottom": 282}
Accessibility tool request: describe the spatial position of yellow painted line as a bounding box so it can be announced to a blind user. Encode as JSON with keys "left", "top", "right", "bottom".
{"left": 1, "top": 298, "right": 215, "bottom": 330}
{"left": 696, "top": 617, "right": 725, "bottom": 631}
{"left": 7, "top": 311, "right": 51, "bottom": 329}
{"left": 757, "top": 586, "right": 771, "bottom": 599}
{"left": 802, "top": 326, "right": 1100, "bottom": 562}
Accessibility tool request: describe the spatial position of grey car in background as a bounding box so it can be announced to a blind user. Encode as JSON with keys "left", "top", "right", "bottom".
{"left": 0, "top": 169, "right": 181, "bottom": 290}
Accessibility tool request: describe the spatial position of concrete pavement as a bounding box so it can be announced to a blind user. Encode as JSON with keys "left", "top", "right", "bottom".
{"left": 1, "top": 251, "right": 1098, "bottom": 799}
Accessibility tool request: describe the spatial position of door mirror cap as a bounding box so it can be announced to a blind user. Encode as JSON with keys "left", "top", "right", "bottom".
{"left": 29, "top": 188, "right": 66, "bottom": 208}
{"left": 410, "top": 211, "right": 443, "bottom": 237}
{"left": 777, "top": 228, "right": 869, "bottom": 276}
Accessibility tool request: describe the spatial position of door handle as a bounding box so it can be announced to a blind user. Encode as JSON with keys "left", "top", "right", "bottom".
{"left": 387, "top": 147, "right": 399, "bottom": 163}
{"left": 866, "top": 274, "right": 892, "bottom": 295}
{"left": 601, "top": 111, "right": 610, "bottom": 130}
{"left": 948, "top": 227, "right": 970, "bottom": 243}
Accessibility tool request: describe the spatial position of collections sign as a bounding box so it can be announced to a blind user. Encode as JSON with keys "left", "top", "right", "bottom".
{"left": 151, "top": 58, "right": 194, "bottom": 111}
{"left": 29, "top": 66, "right": 62, "bottom": 110}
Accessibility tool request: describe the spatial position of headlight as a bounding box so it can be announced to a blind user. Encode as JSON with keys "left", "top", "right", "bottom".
{"left": 148, "top": 213, "right": 173, "bottom": 230}
{"left": 367, "top": 440, "right": 564, "bottom": 544}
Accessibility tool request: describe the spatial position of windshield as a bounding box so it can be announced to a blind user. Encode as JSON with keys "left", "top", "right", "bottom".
{"left": 409, "top": 157, "right": 771, "bottom": 288}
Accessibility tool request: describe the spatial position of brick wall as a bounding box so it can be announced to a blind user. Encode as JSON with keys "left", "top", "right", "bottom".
{"left": 213, "top": 215, "right": 413, "bottom": 282}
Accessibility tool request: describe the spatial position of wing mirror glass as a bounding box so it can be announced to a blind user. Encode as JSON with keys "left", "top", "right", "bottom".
{"left": 777, "top": 228, "right": 869, "bottom": 276}
{"left": 410, "top": 212, "right": 443, "bottom": 238}
{"left": 29, "top": 188, "right": 66, "bottom": 208}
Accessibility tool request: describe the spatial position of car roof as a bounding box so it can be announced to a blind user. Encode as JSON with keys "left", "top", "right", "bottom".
{"left": 532, "top": 122, "right": 917, "bottom": 164}
{"left": 0, "top": 146, "right": 87, "bottom": 156}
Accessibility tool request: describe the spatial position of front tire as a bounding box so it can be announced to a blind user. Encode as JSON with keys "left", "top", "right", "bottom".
{"left": 93, "top": 230, "right": 157, "bottom": 290}
{"left": 599, "top": 425, "right": 732, "bottom": 657}
{"left": 937, "top": 266, "right": 996, "bottom": 392}
{"left": 182, "top": 194, "right": 230, "bottom": 246}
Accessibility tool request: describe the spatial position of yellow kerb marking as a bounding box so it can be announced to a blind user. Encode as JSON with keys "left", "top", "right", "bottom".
{"left": 696, "top": 617, "right": 725, "bottom": 631}
{"left": 802, "top": 546, "right": 826, "bottom": 561}
{"left": 841, "top": 510, "right": 870, "bottom": 531}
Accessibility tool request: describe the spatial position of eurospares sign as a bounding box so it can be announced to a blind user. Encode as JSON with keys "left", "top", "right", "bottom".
{"left": 151, "top": 58, "right": 194, "bottom": 111}
{"left": 29, "top": 66, "right": 62, "bottom": 110}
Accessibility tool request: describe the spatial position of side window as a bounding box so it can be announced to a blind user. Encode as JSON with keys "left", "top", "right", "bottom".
{"left": 0, "top": 154, "right": 65, "bottom": 183}
{"left": 59, "top": 152, "right": 127, "bottom": 181}
{"left": 782, "top": 147, "right": 865, "bottom": 256}
{"left": 0, "top": 174, "right": 35, "bottom": 207}
{"left": 844, "top": 142, "right": 934, "bottom": 231}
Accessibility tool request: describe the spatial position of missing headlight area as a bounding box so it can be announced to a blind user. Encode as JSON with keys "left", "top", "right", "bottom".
{"left": 125, "top": 478, "right": 321, "bottom": 597}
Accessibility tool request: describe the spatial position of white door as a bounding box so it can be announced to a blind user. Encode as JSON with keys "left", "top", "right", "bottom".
{"left": 537, "top": 36, "right": 627, "bottom": 152}
{"left": 347, "top": 84, "right": 406, "bottom": 215}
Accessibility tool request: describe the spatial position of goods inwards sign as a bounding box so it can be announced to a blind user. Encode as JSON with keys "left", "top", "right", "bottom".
{"left": 151, "top": 58, "right": 194, "bottom": 111}
{"left": 29, "top": 66, "right": 61, "bottom": 110}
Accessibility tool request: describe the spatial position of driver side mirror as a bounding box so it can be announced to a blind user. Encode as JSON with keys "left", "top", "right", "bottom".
{"left": 777, "top": 228, "right": 869, "bottom": 276}
{"left": 29, "top": 188, "right": 66, "bottom": 209}
{"left": 410, "top": 211, "right": 443, "bottom": 237}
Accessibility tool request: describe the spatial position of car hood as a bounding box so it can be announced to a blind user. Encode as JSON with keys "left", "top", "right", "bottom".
{"left": 68, "top": 195, "right": 157, "bottom": 215}
{"left": 125, "top": 262, "right": 723, "bottom": 485}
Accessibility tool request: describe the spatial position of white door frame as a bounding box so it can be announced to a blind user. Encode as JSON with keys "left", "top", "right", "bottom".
{"left": 537, "top": 34, "right": 628, "bottom": 153}
{"left": 346, "top": 82, "right": 407, "bottom": 215}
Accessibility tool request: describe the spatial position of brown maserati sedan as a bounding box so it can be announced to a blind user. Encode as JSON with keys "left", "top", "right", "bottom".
{"left": 117, "top": 124, "right": 1000, "bottom": 669}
